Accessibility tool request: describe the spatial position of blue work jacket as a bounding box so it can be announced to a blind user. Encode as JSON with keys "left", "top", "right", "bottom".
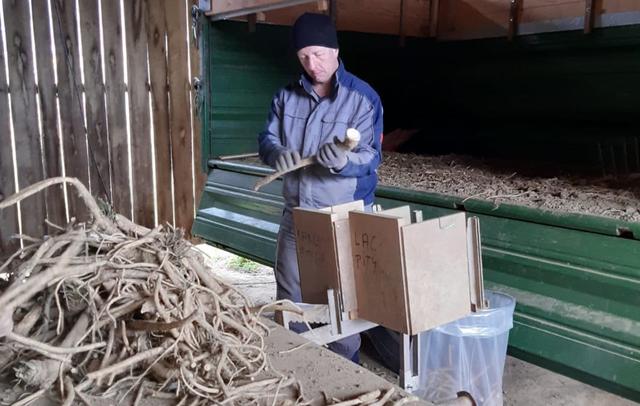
{"left": 258, "top": 62, "right": 383, "bottom": 212}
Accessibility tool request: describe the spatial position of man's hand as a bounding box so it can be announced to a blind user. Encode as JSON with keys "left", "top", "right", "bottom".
{"left": 317, "top": 143, "right": 348, "bottom": 171}
{"left": 275, "top": 150, "right": 301, "bottom": 172}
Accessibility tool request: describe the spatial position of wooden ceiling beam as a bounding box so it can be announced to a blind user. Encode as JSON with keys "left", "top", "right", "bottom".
{"left": 201, "top": 0, "right": 322, "bottom": 20}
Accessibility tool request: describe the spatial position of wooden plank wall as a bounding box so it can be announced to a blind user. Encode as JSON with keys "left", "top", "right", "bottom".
{"left": 252, "top": 0, "right": 640, "bottom": 40}
{"left": 0, "top": 0, "right": 204, "bottom": 257}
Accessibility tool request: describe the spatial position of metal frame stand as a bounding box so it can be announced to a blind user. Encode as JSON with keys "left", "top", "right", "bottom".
{"left": 281, "top": 289, "right": 419, "bottom": 392}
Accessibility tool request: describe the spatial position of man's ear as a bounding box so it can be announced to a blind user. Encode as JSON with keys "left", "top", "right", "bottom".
{"left": 334, "top": 48, "right": 340, "bottom": 58}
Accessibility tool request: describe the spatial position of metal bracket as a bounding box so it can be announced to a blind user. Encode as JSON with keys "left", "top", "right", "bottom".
{"left": 467, "top": 216, "right": 487, "bottom": 311}
{"left": 327, "top": 288, "right": 342, "bottom": 335}
{"left": 192, "top": 77, "right": 203, "bottom": 118}
{"left": 191, "top": 5, "right": 203, "bottom": 48}
{"left": 400, "top": 334, "right": 420, "bottom": 392}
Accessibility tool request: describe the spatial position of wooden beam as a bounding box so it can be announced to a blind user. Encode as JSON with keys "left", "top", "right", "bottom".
{"left": 205, "top": 0, "right": 319, "bottom": 19}
{"left": 247, "top": 13, "right": 257, "bottom": 32}
{"left": 428, "top": 0, "right": 439, "bottom": 38}
{"left": 508, "top": 0, "right": 522, "bottom": 40}
{"left": 584, "top": 0, "right": 596, "bottom": 34}
{"left": 399, "top": 0, "right": 406, "bottom": 46}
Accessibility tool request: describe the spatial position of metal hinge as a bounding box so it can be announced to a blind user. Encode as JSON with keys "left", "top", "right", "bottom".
{"left": 193, "top": 76, "right": 203, "bottom": 118}
{"left": 191, "top": 5, "right": 203, "bottom": 49}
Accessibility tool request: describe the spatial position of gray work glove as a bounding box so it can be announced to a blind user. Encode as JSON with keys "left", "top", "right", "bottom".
{"left": 317, "top": 142, "right": 348, "bottom": 171}
{"left": 275, "top": 149, "right": 301, "bottom": 172}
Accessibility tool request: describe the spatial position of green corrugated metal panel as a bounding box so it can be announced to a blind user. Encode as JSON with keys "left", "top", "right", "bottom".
{"left": 205, "top": 21, "right": 640, "bottom": 174}
{"left": 193, "top": 162, "right": 640, "bottom": 401}
{"left": 198, "top": 19, "right": 640, "bottom": 402}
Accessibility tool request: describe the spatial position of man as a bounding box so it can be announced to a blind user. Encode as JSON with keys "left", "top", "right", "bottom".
{"left": 257, "top": 13, "right": 383, "bottom": 362}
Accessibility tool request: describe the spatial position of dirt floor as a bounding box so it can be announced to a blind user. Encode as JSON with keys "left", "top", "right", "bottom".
{"left": 196, "top": 244, "right": 639, "bottom": 406}
{"left": 378, "top": 152, "right": 640, "bottom": 223}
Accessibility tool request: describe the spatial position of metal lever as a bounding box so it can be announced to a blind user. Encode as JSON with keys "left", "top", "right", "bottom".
{"left": 400, "top": 333, "right": 420, "bottom": 392}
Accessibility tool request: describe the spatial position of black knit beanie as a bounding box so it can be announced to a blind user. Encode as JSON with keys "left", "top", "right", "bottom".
{"left": 292, "top": 13, "right": 338, "bottom": 51}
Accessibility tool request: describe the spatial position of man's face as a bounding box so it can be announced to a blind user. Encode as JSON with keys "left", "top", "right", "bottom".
{"left": 296, "top": 46, "right": 339, "bottom": 85}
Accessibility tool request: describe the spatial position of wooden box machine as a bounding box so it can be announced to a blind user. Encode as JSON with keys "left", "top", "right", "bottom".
{"left": 292, "top": 201, "right": 483, "bottom": 336}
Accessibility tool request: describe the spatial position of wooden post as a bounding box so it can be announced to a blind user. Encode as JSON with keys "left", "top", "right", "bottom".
{"left": 329, "top": 0, "right": 337, "bottom": 24}
{"left": 0, "top": 2, "right": 18, "bottom": 255}
{"left": 399, "top": 0, "right": 406, "bottom": 47}
{"left": 165, "top": 0, "right": 196, "bottom": 232}
{"left": 146, "top": 0, "right": 173, "bottom": 226}
{"left": 247, "top": 13, "right": 257, "bottom": 33}
{"left": 124, "top": 0, "right": 154, "bottom": 227}
{"left": 32, "top": 0, "right": 66, "bottom": 230}
{"left": 102, "top": 0, "right": 131, "bottom": 218}
{"left": 2, "top": 0, "right": 46, "bottom": 239}
{"left": 80, "top": 0, "right": 111, "bottom": 204}
{"left": 508, "top": 0, "right": 521, "bottom": 41}
{"left": 584, "top": 0, "right": 596, "bottom": 34}
{"left": 53, "top": 0, "right": 91, "bottom": 221}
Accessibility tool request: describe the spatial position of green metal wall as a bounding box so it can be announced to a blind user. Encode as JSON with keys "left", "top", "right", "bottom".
{"left": 203, "top": 21, "right": 640, "bottom": 175}
{"left": 198, "top": 20, "right": 640, "bottom": 400}
{"left": 194, "top": 162, "right": 640, "bottom": 401}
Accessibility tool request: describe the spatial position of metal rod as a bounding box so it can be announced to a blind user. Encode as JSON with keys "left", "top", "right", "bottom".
{"left": 467, "top": 216, "right": 486, "bottom": 310}
{"left": 217, "top": 152, "right": 260, "bottom": 161}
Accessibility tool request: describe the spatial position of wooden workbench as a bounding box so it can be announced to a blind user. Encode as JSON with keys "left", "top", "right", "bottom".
{"left": 264, "top": 318, "right": 428, "bottom": 405}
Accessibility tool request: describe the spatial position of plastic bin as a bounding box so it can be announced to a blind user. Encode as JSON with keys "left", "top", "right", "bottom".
{"left": 416, "top": 290, "right": 515, "bottom": 406}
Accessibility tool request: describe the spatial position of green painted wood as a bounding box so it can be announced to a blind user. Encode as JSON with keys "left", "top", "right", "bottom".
{"left": 193, "top": 163, "right": 640, "bottom": 401}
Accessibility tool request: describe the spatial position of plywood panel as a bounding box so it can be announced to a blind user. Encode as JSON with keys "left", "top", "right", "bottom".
{"left": 349, "top": 211, "right": 409, "bottom": 333}
{"left": 3, "top": 0, "right": 46, "bottom": 238}
{"left": 32, "top": 0, "right": 66, "bottom": 230}
{"left": 124, "top": 0, "right": 154, "bottom": 227}
{"left": 259, "top": 3, "right": 318, "bottom": 26}
{"left": 293, "top": 208, "right": 340, "bottom": 304}
{"left": 338, "top": 0, "right": 430, "bottom": 37}
{"left": 327, "top": 200, "right": 363, "bottom": 314}
{"left": 380, "top": 205, "right": 411, "bottom": 222}
{"left": 80, "top": 0, "right": 111, "bottom": 203}
{"left": 259, "top": 0, "right": 430, "bottom": 37}
{"left": 521, "top": 0, "right": 583, "bottom": 24}
{"left": 438, "top": 0, "right": 509, "bottom": 40}
{"left": 521, "top": 0, "right": 640, "bottom": 26}
{"left": 401, "top": 212, "right": 471, "bottom": 334}
{"left": 327, "top": 199, "right": 364, "bottom": 219}
{"left": 333, "top": 218, "right": 357, "bottom": 313}
{"left": 209, "top": 0, "right": 316, "bottom": 16}
{"left": 602, "top": 0, "right": 640, "bottom": 13}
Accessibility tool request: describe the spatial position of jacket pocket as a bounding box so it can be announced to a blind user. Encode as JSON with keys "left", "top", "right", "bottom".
{"left": 282, "top": 112, "right": 307, "bottom": 150}
{"left": 321, "top": 113, "right": 352, "bottom": 144}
